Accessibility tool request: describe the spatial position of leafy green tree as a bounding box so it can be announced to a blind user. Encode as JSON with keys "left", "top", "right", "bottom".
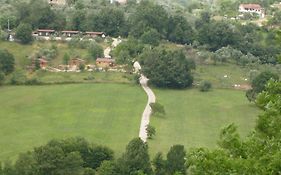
{"left": 14, "top": 152, "right": 38, "bottom": 175}
{"left": 88, "top": 8, "right": 125, "bottom": 36}
{"left": 84, "top": 146, "right": 114, "bottom": 170}
{"left": 10, "top": 70, "right": 27, "bottom": 85}
{"left": 15, "top": 23, "right": 33, "bottom": 44}
{"left": 246, "top": 71, "right": 279, "bottom": 102}
{"left": 129, "top": 1, "right": 168, "bottom": 37}
{"left": 198, "top": 21, "right": 241, "bottom": 51}
{"left": 141, "top": 28, "right": 161, "bottom": 46}
{"left": 166, "top": 145, "right": 186, "bottom": 175}
{"left": 0, "top": 71, "right": 5, "bottom": 85}
{"left": 97, "top": 161, "right": 117, "bottom": 175}
{"left": 252, "top": 71, "right": 279, "bottom": 93}
{"left": 149, "top": 102, "right": 165, "bottom": 116}
{"left": 88, "top": 42, "right": 104, "bottom": 59}
{"left": 118, "top": 138, "right": 152, "bottom": 175}
{"left": 141, "top": 48, "right": 193, "bottom": 88}
{"left": 146, "top": 125, "right": 156, "bottom": 139}
{"left": 63, "top": 53, "right": 70, "bottom": 65}
{"left": 152, "top": 153, "right": 166, "bottom": 175}
{"left": 0, "top": 49, "right": 15, "bottom": 74}
{"left": 168, "top": 15, "right": 194, "bottom": 44}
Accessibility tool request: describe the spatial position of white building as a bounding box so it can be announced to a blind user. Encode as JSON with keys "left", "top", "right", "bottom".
{"left": 239, "top": 4, "right": 265, "bottom": 18}
{"left": 110, "top": 0, "right": 127, "bottom": 4}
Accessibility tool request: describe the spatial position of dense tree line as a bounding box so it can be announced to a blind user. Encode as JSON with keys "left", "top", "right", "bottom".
{"left": 0, "top": 137, "right": 187, "bottom": 175}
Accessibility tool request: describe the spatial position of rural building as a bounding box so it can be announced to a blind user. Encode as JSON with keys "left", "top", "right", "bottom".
{"left": 61, "top": 31, "right": 80, "bottom": 37}
{"left": 96, "top": 58, "right": 115, "bottom": 67}
{"left": 84, "top": 32, "right": 105, "bottom": 38}
{"left": 37, "top": 29, "right": 55, "bottom": 36}
{"left": 239, "top": 4, "right": 265, "bottom": 18}
{"left": 38, "top": 58, "right": 48, "bottom": 69}
{"left": 48, "top": 0, "right": 66, "bottom": 6}
{"left": 110, "top": 0, "right": 127, "bottom": 4}
{"left": 69, "top": 58, "right": 85, "bottom": 67}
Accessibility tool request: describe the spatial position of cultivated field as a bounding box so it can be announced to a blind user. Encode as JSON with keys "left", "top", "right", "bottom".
{"left": 149, "top": 89, "right": 260, "bottom": 155}
{"left": 0, "top": 83, "right": 146, "bottom": 161}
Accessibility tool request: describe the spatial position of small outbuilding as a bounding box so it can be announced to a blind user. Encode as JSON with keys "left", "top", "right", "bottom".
{"left": 84, "top": 32, "right": 105, "bottom": 38}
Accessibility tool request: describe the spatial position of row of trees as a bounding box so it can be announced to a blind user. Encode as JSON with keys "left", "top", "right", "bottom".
{"left": 0, "top": 138, "right": 187, "bottom": 175}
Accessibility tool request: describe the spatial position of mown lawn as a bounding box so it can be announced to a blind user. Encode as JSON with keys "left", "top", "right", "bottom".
{"left": 0, "top": 83, "right": 146, "bottom": 161}
{"left": 149, "top": 88, "right": 260, "bottom": 156}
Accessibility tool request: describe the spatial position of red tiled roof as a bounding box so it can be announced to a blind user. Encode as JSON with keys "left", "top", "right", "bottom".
{"left": 240, "top": 4, "right": 262, "bottom": 10}
{"left": 37, "top": 29, "right": 55, "bottom": 32}
{"left": 38, "top": 58, "right": 48, "bottom": 63}
{"left": 85, "top": 32, "right": 104, "bottom": 35}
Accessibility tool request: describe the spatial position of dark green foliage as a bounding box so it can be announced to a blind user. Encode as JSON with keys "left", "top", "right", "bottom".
{"left": 63, "top": 53, "right": 70, "bottom": 65}
{"left": 79, "top": 64, "right": 85, "bottom": 71}
{"left": 199, "top": 81, "right": 212, "bottom": 92}
{"left": 0, "top": 49, "right": 15, "bottom": 75}
{"left": 152, "top": 153, "right": 166, "bottom": 175}
{"left": 166, "top": 145, "right": 187, "bottom": 175}
{"left": 84, "top": 146, "right": 114, "bottom": 170}
{"left": 0, "top": 71, "right": 5, "bottom": 85}
{"left": 246, "top": 71, "right": 279, "bottom": 102}
{"left": 114, "top": 38, "right": 144, "bottom": 64}
{"left": 141, "top": 48, "right": 193, "bottom": 88}
{"left": 167, "top": 15, "right": 194, "bottom": 44}
{"left": 97, "top": 161, "right": 118, "bottom": 175}
{"left": 252, "top": 71, "right": 279, "bottom": 93}
{"left": 141, "top": 29, "right": 161, "bottom": 46}
{"left": 146, "top": 125, "right": 156, "bottom": 139}
{"left": 197, "top": 21, "right": 241, "bottom": 51}
{"left": 118, "top": 138, "right": 152, "bottom": 175}
{"left": 10, "top": 71, "right": 27, "bottom": 85}
{"left": 15, "top": 23, "right": 33, "bottom": 44}
{"left": 149, "top": 102, "right": 165, "bottom": 116}
{"left": 129, "top": 1, "right": 168, "bottom": 38}
{"left": 88, "top": 8, "right": 125, "bottom": 36}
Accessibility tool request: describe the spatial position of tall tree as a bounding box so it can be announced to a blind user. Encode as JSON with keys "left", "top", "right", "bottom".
{"left": 117, "top": 138, "right": 152, "bottom": 175}
{"left": 166, "top": 145, "right": 187, "bottom": 175}
{"left": 15, "top": 23, "right": 33, "bottom": 44}
{"left": 0, "top": 49, "right": 15, "bottom": 75}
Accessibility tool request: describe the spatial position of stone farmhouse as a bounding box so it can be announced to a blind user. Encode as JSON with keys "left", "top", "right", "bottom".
{"left": 48, "top": 0, "right": 66, "bottom": 6}
{"left": 239, "top": 4, "right": 265, "bottom": 18}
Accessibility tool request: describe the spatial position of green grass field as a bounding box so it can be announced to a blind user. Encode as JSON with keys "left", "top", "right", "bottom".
{"left": 149, "top": 88, "right": 260, "bottom": 155}
{"left": 0, "top": 83, "right": 146, "bottom": 161}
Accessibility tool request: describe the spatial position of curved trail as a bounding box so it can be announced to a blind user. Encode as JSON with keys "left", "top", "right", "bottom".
{"left": 134, "top": 62, "right": 156, "bottom": 142}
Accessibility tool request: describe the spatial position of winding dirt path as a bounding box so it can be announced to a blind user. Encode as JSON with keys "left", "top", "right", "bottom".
{"left": 134, "top": 62, "right": 156, "bottom": 142}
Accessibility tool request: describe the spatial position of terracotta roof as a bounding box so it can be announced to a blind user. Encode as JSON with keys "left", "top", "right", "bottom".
{"left": 96, "top": 58, "right": 115, "bottom": 63}
{"left": 240, "top": 4, "right": 262, "bottom": 10}
{"left": 37, "top": 29, "right": 55, "bottom": 32}
{"left": 61, "top": 31, "right": 79, "bottom": 34}
{"left": 85, "top": 32, "right": 104, "bottom": 35}
{"left": 38, "top": 58, "right": 48, "bottom": 63}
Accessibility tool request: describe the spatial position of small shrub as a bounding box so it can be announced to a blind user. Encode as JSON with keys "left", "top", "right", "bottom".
{"left": 79, "top": 64, "right": 85, "bottom": 71}
{"left": 150, "top": 102, "right": 165, "bottom": 116}
{"left": 0, "top": 71, "right": 5, "bottom": 85}
{"left": 84, "top": 74, "right": 95, "bottom": 80}
{"left": 25, "top": 78, "right": 41, "bottom": 85}
{"left": 10, "top": 71, "right": 27, "bottom": 85}
{"left": 146, "top": 125, "right": 156, "bottom": 139}
{"left": 199, "top": 81, "right": 212, "bottom": 92}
